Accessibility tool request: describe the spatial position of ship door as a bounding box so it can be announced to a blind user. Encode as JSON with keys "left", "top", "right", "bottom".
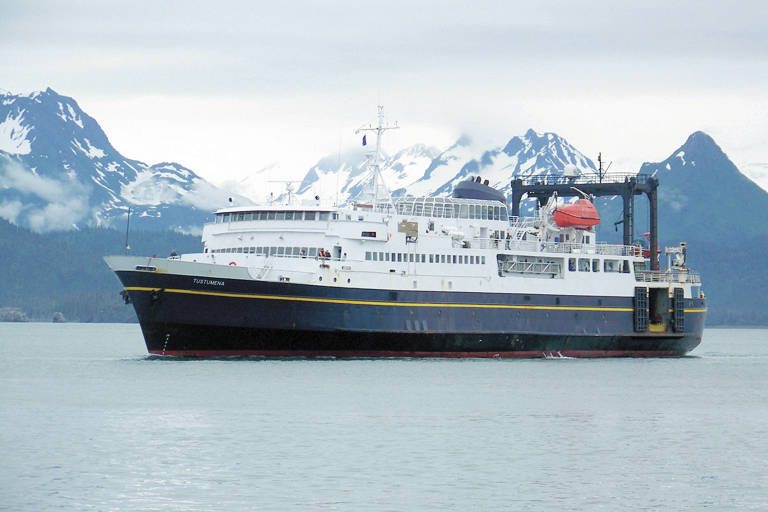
{"left": 333, "top": 245, "right": 342, "bottom": 261}
{"left": 648, "top": 288, "right": 670, "bottom": 332}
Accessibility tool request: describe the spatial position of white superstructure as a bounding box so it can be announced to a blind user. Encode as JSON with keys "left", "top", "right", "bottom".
{"left": 175, "top": 107, "right": 702, "bottom": 301}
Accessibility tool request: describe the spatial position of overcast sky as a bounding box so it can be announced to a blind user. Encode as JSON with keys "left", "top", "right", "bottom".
{"left": 3, "top": 0, "right": 767, "bottom": 197}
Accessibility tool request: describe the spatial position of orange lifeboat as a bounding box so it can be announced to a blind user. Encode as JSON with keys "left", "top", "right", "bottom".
{"left": 553, "top": 199, "right": 600, "bottom": 229}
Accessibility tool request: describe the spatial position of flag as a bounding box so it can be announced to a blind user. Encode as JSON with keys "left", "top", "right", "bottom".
{"left": 362, "top": 135, "right": 367, "bottom": 146}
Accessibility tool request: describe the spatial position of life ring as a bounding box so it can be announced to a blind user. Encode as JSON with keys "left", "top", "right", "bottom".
{"left": 229, "top": 261, "right": 237, "bottom": 266}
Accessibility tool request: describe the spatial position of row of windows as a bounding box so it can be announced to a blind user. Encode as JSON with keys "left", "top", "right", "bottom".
{"left": 212, "top": 246, "right": 319, "bottom": 257}
{"left": 365, "top": 251, "right": 486, "bottom": 265}
{"left": 215, "top": 205, "right": 508, "bottom": 224}
{"left": 215, "top": 211, "right": 331, "bottom": 223}
{"left": 568, "top": 258, "right": 630, "bottom": 273}
{"left": 393, "top": 200, "right": 508, "bottom": 221}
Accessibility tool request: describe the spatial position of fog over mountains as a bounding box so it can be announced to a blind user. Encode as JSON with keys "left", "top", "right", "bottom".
{"left": 1, "top": 87, "right": 767, "bottom": 239}
{"left": 0, "top": 88, "right": 244, "bottom": 233}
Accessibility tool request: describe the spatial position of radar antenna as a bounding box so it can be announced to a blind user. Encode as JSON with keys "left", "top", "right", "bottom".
{"left": 268, "top": 180, "right": 301, "bottom": 204}
{"left": 355, "top": 106, "right": 399, "bottom": 208}
{"left": 597, "top": 152, "right": 612, "bottom": 183}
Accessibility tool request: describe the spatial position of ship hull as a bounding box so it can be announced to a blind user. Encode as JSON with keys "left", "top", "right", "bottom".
{"left": 110, "top": 258, "right": 706, "bottom": 358}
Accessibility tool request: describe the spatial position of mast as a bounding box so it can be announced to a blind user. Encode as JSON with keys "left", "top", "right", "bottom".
{"left": 355, "top": 106, "right": 399, "bottom": 208}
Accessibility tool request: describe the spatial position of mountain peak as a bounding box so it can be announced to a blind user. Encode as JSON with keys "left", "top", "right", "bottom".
{"left": 679, "top": 130, "right": 724, "bottom": 157}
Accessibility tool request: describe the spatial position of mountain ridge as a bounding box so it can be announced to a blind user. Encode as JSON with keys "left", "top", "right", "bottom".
{"left": 0, "top": 88, "right": 243, "bottom": 233}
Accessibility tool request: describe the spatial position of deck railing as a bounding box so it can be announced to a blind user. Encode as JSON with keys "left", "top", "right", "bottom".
{"left": 467, "top": 238, "right": 640, "bottom": 256}
{"left": 635, "top": 269, "right": 701, "bottom": 284}
{"left": 517, "top": 173, "right": 651, "bottom": 186}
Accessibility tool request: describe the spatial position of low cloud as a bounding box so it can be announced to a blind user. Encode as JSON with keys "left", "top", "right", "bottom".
{"left": 0, "top": 155, "right": 91, "bottom": 232}
{"left": 0, "top": 199, "right": 23, "bottom": 223}
{"left": 181, "top": 177, "right": 248, "bottom": 211}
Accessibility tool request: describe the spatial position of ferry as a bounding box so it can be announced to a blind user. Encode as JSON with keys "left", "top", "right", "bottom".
{"left": 105, "top": 108, "right": 706, "bottom": 357}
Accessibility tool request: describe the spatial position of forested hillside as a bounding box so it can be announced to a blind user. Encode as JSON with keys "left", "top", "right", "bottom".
{"left": 0, "top": 219, "right": 200, "bottom": 322}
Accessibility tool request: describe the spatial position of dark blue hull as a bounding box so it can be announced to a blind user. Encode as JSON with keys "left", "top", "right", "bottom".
{"left": 115, "top": 269, "right": 706, "bottom": 357}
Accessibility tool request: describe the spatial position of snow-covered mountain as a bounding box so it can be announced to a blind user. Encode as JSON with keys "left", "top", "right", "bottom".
{"left": 295, "top": 129, "right": 599, "bottom": 206}
{"left": 0, "top": 88, "right": 242, "bottom": 232}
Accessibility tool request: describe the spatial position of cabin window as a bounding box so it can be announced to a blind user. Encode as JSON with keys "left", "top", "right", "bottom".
{"left": 429, "top": 254, "right": 434, "bottom": 263}
{"left": 275, "top": 211, "right": 284, "bottom": 220}
{"left": 421, "top": 254, "right": 425, "bottom": 263}
{"left": 305, "top": 211, "right": 316, "bottom": 220}
{"left": 366, "top": 251, "right": 372, "bottom": 261}
{"left": 390, "top": 253, "right": 395, "bottom": 261}
{"left": 470, "top": 255, "right": 475, "bottom": 264}
{"left": 319, "top": 212, "right": 329, "bottom": 221}
{"left": 277, "top": 247, "right": 285, "bottom": 256}
{"left": 603, "top": 260, "right": 617, "bottom": 272}
{"left": 584, "top": 235, "right": 590, "bottom": 244}
{"left": 592, "top": 259, "right": 600, "bottom": 272}
{"left": 292, "top": 247, "right": 301, "bottom": 256}
{"left": 222, "top": 213, "right": 230, "bottom": 222}
{"left": 452, "top": 255, "right": 457, "bottom": 264}
{"left": 622, "top": 260, "right": 631, "bottom": 273}
{"left": 440, "top": 255, "right": 445, "bottom": 263}
{"left": 249, "top": 247, "right": 255, "bottom": 254}
{"left": 284, "top": 211, "right": 294, "bottom": 220}
{"left": 578, "top": 258, "right": 590, "bottom": 271}
{"left": 378, "top": 252, "right": 384, "bottom": 261}
{"left": 397, "top": 253, "right": 402, "bottom": 262}
{"left": 309, "top": 248, "right": 317, "bottom": 257}
{"left": 568, "top": 258, "right": 576, "bottom": 271}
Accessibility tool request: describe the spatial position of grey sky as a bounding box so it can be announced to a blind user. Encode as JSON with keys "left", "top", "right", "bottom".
{"left": 3, "top": 0, "right": 767, "bottom": 196}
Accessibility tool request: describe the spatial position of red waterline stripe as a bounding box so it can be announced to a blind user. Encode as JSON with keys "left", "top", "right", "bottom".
{"left": 149, "top": 349, "right": 685, "bottom": 358}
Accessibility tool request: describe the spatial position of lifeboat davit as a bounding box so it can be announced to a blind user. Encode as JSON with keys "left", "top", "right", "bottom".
{"left": 553, "top": 199, "right": 600, "bottom": 229}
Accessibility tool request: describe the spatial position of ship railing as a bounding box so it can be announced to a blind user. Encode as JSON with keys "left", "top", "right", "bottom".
{"left": 517, "top": 172, "right": 651, "bottom": 186}
{"left": 507, "top": 216, "right": 538, "bottom": 229}
{"left": 499, "top": 260, "right": 562, "bottom": 276}
{"left": 499, "top": 240, "right": 640, "bottom": 256}
{"left": 635, "top": 269, "right": 701, "bottom": 284}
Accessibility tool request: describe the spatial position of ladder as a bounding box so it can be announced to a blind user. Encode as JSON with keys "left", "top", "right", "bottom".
{"left": 673, "top": 288, "right": 685, "bottom": 332}
{"left": 634, "top": 287, "right": 649, "bottom": 332}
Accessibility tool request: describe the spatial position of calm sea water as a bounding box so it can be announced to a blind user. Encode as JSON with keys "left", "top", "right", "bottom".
{"left": 1, "top": 324, "right": 767, "bottom": 511}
